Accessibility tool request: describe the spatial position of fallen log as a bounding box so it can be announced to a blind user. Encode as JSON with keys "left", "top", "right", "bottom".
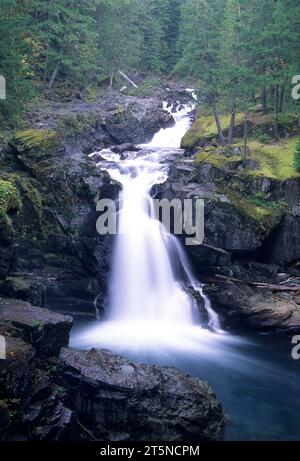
{"left": 200, "top": 243, "right": 228, "bottom": 254}
{"left": 213, "top": 274, "right": 300, "bottom": 293}
{"left": 255, "top": 284, "right": 300, "bottom": 292}
{"left": 118, "top": 70, "right": 138, "bottom": 88}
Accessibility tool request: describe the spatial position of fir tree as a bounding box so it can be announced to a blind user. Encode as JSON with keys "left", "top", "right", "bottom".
{"left": 0, "top": 1, "right": 33, "bottom": 124}
{"left": 30, "top": 0, "right": 99, "bottom": 89}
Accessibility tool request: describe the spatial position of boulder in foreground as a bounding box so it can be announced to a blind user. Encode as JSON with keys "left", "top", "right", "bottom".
{"left": 60, "top": 347, "right": 226, "bottom": 441}
{"left": 0, "top": 297, "right": 73, "bottom": 356}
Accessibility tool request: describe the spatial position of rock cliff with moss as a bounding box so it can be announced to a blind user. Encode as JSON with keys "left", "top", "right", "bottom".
{"left": 159, "top": 108, "right": 300, "bottom": 332}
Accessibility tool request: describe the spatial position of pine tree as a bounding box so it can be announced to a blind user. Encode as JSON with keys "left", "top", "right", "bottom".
{"left": 159, "top": 0, "right": 181, "bottom": 72}
{"left": 174, "top": 0, "right": 226, "bottom": 145}
{"left": 30, "top": 0, "right": 99, "bottom": 90}
{"left": 0, "top": 1, "right": 33, "bottom": 125}
{"left": 220, "top": 0, "right": 243, "bottom": 143}
{"left": 98, "top": 0, "right": 141, "bottom": 87}
{"left": 138, "top": 0, "right": 163, "bottom": 73}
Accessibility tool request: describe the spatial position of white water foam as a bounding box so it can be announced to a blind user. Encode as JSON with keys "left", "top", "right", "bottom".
{"left": 71, "top": 97, "right": 225, "bottom": 353}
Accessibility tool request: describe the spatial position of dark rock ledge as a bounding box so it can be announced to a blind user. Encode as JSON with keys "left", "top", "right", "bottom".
{"left": 0, "top": 298, "right": 225, "bottom": 441}
{"left": 0, "top": 298, "right": 72, "bottom": 356}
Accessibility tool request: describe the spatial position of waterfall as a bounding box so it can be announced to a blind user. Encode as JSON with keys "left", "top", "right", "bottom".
{"left": 72, "top": 96, "right": 222, "bottom": 352}
{"left": 106, "top": 100, "right": 220, "bottom": 329}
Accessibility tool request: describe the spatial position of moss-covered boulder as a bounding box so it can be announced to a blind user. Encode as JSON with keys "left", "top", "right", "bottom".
{"left": 0, "top": 178, "right": 21, "bottom": 240}
{"left": 13, "top": 129, "right": 58, "bottom": 153}
{"left": 195, "top": 137, "right": 300, "bottom": 181}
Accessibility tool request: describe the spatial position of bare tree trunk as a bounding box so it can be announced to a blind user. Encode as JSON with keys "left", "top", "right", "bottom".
{"left": 43, "top": 0, "right": 54, "bottom": 82}
{"left": 261, "top": 86, "right": 268, "bottom": 114}
{"left": 48, "top": 61, "right": 60, "bottom": 89}
{"left": 279, "top": 85, "right": 285, "bottom": 113}
{"left": 211, "top": 95, "right": 225, "bottom": 146}
{"left": 228, "top": 84, "right": 237, "bottom": 144}
{"left": 108, "top": 71, "right": 114, "bottom": 90}
{"left": 274, "top": 84, "right": 279, "bottom": 142}
{"left": 44, "top": 53, "right": 49, "bottom": 82}
{"left": 97, "top": 2, "right": 104, "bottom": 28}
{"left": 118, "top": 70, "right": 138, "bottom": 88}
{"left": 243, "top": 93, "right": 248, "bottom": 167}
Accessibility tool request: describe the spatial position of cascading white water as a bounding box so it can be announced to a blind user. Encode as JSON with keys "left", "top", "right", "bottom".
{"left": 144, "top": 102, "right": 194, "bottom": 148}
{"left": 71, "top": 95, "right": 223, "bottom": 352}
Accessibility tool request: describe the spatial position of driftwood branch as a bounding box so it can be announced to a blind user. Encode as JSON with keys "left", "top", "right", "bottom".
{"left": 213, "top": 274, "right": 300, "bottom": 293}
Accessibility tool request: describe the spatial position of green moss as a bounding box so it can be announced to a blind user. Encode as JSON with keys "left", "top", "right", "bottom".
{"left": 5, "top": 276, "right": 30, "bottom": 292}
{"left": 0, "top": 173, "right": 46, "bottom": 240}
{"left": 14, "top": 129, "right": 58, "bottom": 151}
{"left": 195, "top": 146, "right": 233, "bottom": 168}
{"left": 181, "top": 113, "right": 244, "bottom": 149}
{"left": 58, "top": 113, "right": 98, "bottom": 137}
{"left": 0, "top": 180, "right": 21, "bottom": 242}
{"left": 195, "top": 137, "right": 300, "bottom": 180}
{"left": 0, "top": 179, "right": 21, "bottom": 213}
{"left": 32, "top": 320, "right": 44, "bottom": 333}
{"left": 219, "top": 188, "right": 284, "bottom": 231}
{"left": 248, "top": 192, "right": 284, "bottom": 210}
{"left": 242, "top": 138, "right": 299, "bottom": 180}
{"left": 128, "top": 76, "right": 162, "bottom": 97}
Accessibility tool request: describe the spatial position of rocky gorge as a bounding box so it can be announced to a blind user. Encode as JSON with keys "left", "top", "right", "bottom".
{"left": 0, "top": 84, "right": 300, "bottom": 441}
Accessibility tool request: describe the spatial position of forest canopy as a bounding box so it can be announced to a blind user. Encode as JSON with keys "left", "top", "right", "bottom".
{"left": 0, "top": 0, "right": 299, "bottom": 126}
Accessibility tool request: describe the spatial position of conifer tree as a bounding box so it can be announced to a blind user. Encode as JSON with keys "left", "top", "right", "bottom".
{"left": 98, "top": 0, "right": 141, "bottom": 87}
{"left": 30, "top": 0, "right": 99, "bottom": 89}
{"left": 0, "top": 0, "right": 33, "bottom": 124}
{"left": 174, "top": 0, "right": 226, "bottom": 145}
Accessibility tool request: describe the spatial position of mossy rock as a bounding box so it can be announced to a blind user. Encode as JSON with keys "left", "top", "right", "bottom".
{"left": 13, "top": 129, "right": 58, "bottom": 154}
{"left": 0, "top": 173, "right": 45, "bottom": 240}
{"left": 195, "top": 136, "right": 300, "bottom": 181}
{"left": 0, "top": 180, "right": 21, "bottom": 242}
{"left": 58, "top": 113, "right": 99, "bottom": 137}
{"left": 0, "top": 179, "right": 21, "bottom": 214}
{"left": 181, "top": 113, "right": 244, "bottom": 150}
{"left": 218, "top": 187, "right": 284, "bottom": 232}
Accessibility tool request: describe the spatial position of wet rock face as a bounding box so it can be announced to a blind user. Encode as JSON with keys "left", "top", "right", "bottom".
{"left": 204, "top": 283, "right": 300, "bottom": 333}
{"left": 0, "top": 298, "right": 73, "bottom": 356}
{"left": 103, "top": 96, "right": 174, "bottom": 144}
{"left": 0, "top": 300, "right": 75, "bottom": 441}
{"left": 0, "top": 331, "right": 75, "bottom": 441}
{"left": 60, "top": 348, "right": 226, "bottom": 442}
{"left": 264, "top": 212, "right": 300, "bottom": 264}
{"left": 160, "top": 159, "right": 300, "bottom": 267}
